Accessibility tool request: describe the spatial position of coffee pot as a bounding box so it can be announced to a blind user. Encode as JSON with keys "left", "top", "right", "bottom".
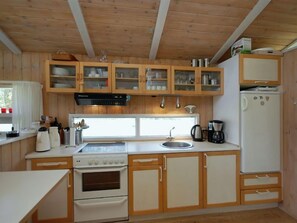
{"left": 190, "top": 124, "right": 203, "bottom": 141}
{"left": 36, "top": 127, "right": 51, "bottom": 152}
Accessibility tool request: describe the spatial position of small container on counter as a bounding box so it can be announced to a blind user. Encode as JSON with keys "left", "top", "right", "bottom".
{"left": 49, "top": 126, "right": 60, "bottom": 149}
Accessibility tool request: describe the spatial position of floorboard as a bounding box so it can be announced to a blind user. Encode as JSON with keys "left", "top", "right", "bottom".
{"left": 130, "top": 208, "right": 297, "bottom": 223}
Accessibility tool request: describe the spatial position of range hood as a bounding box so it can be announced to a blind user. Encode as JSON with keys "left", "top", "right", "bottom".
{"left": 74, "top": 93, "right": 129, "bottom": 106}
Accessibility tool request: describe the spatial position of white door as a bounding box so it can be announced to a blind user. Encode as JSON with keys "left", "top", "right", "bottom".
{"left": 164, "top": 153, "right": 202, "bottom": 211}
{"left": 204, "top": 152, "right": 239, "bottom": 207}
{"left": 130, "top": 166, "right": 162, "bottom": 214}
{"left": 241, "top": 92, "right": 280, "bottom": 173}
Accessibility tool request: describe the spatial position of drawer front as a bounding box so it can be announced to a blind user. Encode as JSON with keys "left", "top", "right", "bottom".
{"left": 129, "top": 154, "right": 162, "bottom": 166}
{"left": 31, "top": 157, "right": 73, "bottom": 170}
{"left": 241, "top": 173, "right": 281, "bottom": 189}
{"left": 241, "top": 188, "right": 282, "bottom": 205}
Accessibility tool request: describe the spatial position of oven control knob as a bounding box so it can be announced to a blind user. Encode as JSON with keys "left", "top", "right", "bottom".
{"left": 88, "top": 160, "right": 93, "bottom": 165}
{"left": 114, "top": 160, "right": 119, "bottom": 164}
{"left": 119, "top": 159, "right": 125, "bottom": 164}
{"left": 94, "top": 160, "right": 99, "bottom": 165}
{"left": 109, "top": 160, "right": 113, "bottom": 164}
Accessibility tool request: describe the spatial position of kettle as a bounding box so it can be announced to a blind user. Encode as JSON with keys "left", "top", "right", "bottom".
{"left": 191, "top": 124, "right": 203, "bottom": 141}
{"left": 36, "top": 127, "right": 51, "bottom": 152}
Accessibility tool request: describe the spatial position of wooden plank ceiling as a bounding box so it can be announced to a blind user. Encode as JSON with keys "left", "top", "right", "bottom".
{"left": 0, "top": 0, "right": 297, "bottom": 62}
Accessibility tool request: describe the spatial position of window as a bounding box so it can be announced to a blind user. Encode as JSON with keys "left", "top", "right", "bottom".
{"left": 70, "top": 114, "right": 198, "bottom": 140}
{"left": 0, "top": 85, "right": 13, "bottom": 132}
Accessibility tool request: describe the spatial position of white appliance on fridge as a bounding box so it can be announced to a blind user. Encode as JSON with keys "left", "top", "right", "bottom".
{"left": 240, "top": 90, "right": 280, "bottom": 173}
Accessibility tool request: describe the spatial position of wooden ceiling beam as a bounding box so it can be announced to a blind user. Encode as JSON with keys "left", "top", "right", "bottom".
{"left": 149, "top": 0, "right": 171, "bottom": 60}
{"left": 0, "top": 28, "right": 22, "bottom": 54}
{"left": 210, "top": 0, "right": 271, "bottom": 64}
{"left": 68, "top": 0, "right": 95, "bottom": 57}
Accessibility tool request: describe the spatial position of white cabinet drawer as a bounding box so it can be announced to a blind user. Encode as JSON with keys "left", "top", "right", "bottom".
{"left": 241, "top": 173, "right": 281, "bottom": 189}
{"left": 241, "top": 188, "right": 281, "bottom": 205}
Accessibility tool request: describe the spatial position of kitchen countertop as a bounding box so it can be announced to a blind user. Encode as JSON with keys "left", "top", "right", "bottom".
{"left": 0, "top": 133, "right": 37, "bottom": 146}
{"left": 25, "top": 140, "right": 239, "bottom": 159}
{"left": 0, "top": 169, "right": 69, "bottom": 223}
{"left": 127, "top": 140, "right": 239, "bottom": 154}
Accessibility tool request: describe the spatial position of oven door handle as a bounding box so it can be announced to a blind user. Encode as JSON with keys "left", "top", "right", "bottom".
{"left": 75, "top": 197, "right": 127, "bottom": 208}
{"left": 74, "top": 166, "right": 127, "bottom": 174}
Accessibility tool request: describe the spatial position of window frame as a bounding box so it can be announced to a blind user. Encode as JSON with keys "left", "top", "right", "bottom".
{"left": 69, "top": 114, "right": 199, "bottom": 141}
{"left": 0, "top": 84, "right": 13, "bottom": 132}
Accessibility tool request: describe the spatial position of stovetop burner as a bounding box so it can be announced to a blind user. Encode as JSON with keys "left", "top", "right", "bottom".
{"left": 78, "top": 142, "right": 127, "bottom": 154}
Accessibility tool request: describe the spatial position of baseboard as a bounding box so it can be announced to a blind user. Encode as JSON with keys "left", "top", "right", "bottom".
{"left": 129, "top": 203, "right": 279, "bottom": 222}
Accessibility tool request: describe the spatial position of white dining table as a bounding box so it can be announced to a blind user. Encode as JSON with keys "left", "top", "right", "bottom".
{"left": 0, "top": 169, "right": 68, "bottom": 223}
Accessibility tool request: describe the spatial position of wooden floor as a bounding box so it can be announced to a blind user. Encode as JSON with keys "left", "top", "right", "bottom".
{"left": 130, "top": 208, "right": 297, "bottom": 223}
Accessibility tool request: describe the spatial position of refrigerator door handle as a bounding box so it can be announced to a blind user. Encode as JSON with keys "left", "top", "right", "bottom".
{"left": 241, "top": 96, "right": 249, "bottom": 111}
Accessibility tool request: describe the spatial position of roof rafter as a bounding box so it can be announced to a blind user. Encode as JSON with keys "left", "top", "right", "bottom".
{"left": 149, "top": 0, "right": 171, "bottom": 60}
{"left": 0, "top": 28, "right": 22, "bottom": 54}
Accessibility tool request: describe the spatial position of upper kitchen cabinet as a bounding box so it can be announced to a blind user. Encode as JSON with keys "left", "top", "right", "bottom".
{"left": 172, "top": 66, "right": 224, "bottom": 96}
{"left": 239, "top": 54, "right": 281, "bottom": 86}
{"left": 46, "top": 60, "right": 112, "bottom": 93}
{"left": 46, "top": 60, "right": 80, "bottom": 93}
{"left": 112, "top": 64, "right": 143, "bottom": 95}
{"left": 171, "top": 66, "right": 197, "bottom": 95}
{"left": 200, "top": 67, "right": 224, "bottom": 95}
{"left": 142, "top": 65, "right": 171, "bottom": 95}
{"left": 80, "top": 62, "right": 111, "bottom": 93}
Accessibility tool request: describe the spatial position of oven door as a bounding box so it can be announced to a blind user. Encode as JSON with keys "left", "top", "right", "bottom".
{"left": 74, "top": 166, "right": 128, "bottom": 200}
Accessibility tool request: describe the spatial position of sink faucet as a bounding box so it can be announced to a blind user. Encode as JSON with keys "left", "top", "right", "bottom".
{"left": 167, "top": 127, "right": 175, "bottom": 141}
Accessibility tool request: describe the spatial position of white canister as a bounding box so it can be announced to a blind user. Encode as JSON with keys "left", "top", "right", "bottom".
{"left": 69, "top": 127, "right": 76, "bottom": 146}
{"left": 49, "top": 127, "right": 60, "bottom": 149}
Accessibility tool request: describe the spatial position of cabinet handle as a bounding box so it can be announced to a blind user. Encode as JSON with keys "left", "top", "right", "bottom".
{"left": 133, "top": 158, "right": 158, "bottom": 163}
{"left": 256, "top": 174, "right": 270, "bottom": 180}
{"left": 204, "top": 153, "right": 208, "bottom": 168}
{"left": 256, "top": 189, "right": 270, "bottom": 195}
{"left": 254, "top": 81, "right": 268, "bottom": 84}
{"left": 67, "top": 171, "right": 71, "bottom": 188}
{"left": 163, "top": 155, "right": 167, "bottom": 171}
{"left": 159, "top": 166, "right": 163, "bottom": 182}
{"left": 36, "top": 162, "right": 67, "bottom": 167}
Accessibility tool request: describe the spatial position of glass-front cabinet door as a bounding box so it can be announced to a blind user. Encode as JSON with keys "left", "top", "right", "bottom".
{"left": 200, "top": 67, "right": 224, "bottom": 95}
{"left": 80, "top": 62, "right": 111, "bottom": 93}
{"left": 112, "top": 64, "right": 142, "bottom": 94}
{"left": 172, "top": 66, "right": 198, "bottom": 95}
{"left": 46, "top": 60, "right": 79, "bottom": 92}
{"left": 143, "top": 65, "right": 171, "bottom": 95}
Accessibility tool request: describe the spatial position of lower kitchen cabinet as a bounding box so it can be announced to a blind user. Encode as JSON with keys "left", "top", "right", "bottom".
{"left": 163, "top": 153, "right": 203, "bottom": 212}
{"left": 240, "top": 172, "right": 282, "bottom": 204}
{"left": 203, "top": 151, "right": 240, "bottom": 208}
{"left": 128, "top": 154, "right": 163, "bottom": 215}
{"left": 129, "top": 153, "right": 203, "bottom": 215}
{"left": 29, "top": 157, "right": 73, "bottom": 223}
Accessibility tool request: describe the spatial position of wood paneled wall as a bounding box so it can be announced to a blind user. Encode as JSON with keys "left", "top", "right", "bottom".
{"left": 281, "top": 49, "right": 297, "bottom": 219}
{"left": 0, "top": 136, "right": 36, "bottom": 171}
{"left": 0, "top": 50, "right": 213, "bottom": 128}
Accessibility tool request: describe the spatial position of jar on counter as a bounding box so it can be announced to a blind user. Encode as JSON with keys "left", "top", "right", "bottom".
{"left": 49, "top": 126, "right": 60, "bottom": 149}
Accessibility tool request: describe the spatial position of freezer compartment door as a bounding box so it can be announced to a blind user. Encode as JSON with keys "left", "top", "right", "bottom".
{"left": 240, "top": 93, "right": 280, "bottom": 173}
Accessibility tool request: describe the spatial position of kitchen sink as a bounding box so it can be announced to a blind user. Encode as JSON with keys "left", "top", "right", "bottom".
{"left": 161, "top": 141, "right": 193, "bottom": 149}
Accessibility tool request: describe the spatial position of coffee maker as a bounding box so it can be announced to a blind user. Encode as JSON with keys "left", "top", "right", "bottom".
{"left": 208, "top": 120, "right": 225, "bottom": 143}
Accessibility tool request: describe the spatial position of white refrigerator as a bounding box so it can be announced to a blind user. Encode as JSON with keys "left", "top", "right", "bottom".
{"left": 240, "top": 90, "right": 280, "bottom": 173}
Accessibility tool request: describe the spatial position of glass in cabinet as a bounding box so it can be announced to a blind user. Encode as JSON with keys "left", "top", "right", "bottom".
{"left": 200, "top": 68, "right": 224, "bottom": 95}
{"left": 143, "top": 65, "right": 171, "bottom": 94}
{"left": 112, "top": 64, "right": 142, "bottom": 94}
{"left": 46, "top": 60, "right": 79, "bottom": 92}
{"left": 172, "top": 66, "right": 197, "bottom": 95}
{"left": 80, "top": 62, "right": 111, "bottom": 92}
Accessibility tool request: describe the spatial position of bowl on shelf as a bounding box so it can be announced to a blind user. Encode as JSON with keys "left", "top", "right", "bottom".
{"left": 52, "top": 67, "right": 69, "bottom": 76}
{"left": 53, "top": 83, "right": 72, "bottom": 88}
